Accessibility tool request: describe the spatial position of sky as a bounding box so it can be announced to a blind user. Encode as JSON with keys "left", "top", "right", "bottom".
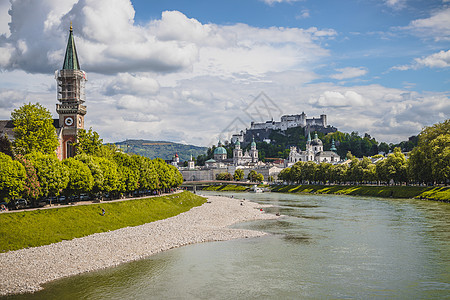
{"left": 0, "top": 0, "right": 448, "bottom": 147}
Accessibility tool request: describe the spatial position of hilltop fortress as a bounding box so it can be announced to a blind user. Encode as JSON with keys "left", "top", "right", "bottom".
{"left": 232, "top": 112, "right": 337, "bottom": 145}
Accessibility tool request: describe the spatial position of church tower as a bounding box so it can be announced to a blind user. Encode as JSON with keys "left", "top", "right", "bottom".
{"left": 55, "top": 23, "right": 87, "bottom": 159}
{"left": 233, "top": 139, "right": 243, "bottom": 165}
{"left": 249, "top": 137, "right": 258, "bottom": 163}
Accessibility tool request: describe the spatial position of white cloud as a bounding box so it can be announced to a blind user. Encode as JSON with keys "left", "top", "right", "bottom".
{"left": 261, "top": 0, "right": 304, "bottom": 5}
{"left": 311, "top": 90, "right": 370, "bottom": 107}
{"left": 296, "top": 9, "right": 310, "bottom": 19}
{"left": 0, "top": 0, "right": 11, "bottom": 37}
{"left": 405, "top": 7, "right": 450, "bottom": 41}
{"left": 414, "top": 50, "right": 450, "bottom": 68}
{"left": 384, "top": 0, "right": 406, "bottom": 9}
{"left": 391, "top": 50, "right": 450, "bottom": 70}
{"left": 330, "top": 67, "right": 368, "bottom": 80}
{"left": 104, "top": 73, "right": 160, "bottom": 96}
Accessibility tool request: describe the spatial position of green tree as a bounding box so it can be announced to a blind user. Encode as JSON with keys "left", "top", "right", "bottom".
{"left": 290, "top": 162, "right": 304, "bottom": 183}
{"left": 0, "top": 135, "right": 14, "bottom": 157}
{"left": 255, "top": 173, "right": 264, "bottom": 183}
{"left": 216, "top": 172, "right": 233, "bottom": 181}
{"left": 278, "top": 167, "right": 291, "bottom": 182}
{"left": 233, "top": 169, "right": 244, "bottom": 181}
{"left": 302, "top": 161, "right": 318, "bottom": 183}
{"left": 113, "top": 152, "right": 140, "bottom": 194}
{"left": 316, "top": 162, "right": 332, "bottom": 184}
{"left": 377, "top": 148, "right": 407, "bottom": 184}
{"left": 330, "top": 163, "right": 347, "bottom": 184}
{"left": 408, "top": 120, "right": 449, "bottom": 184}
{"left": 133, "top": 155, "right": 158, "bottom": 191}
{"left": 15, "top": 155, "right": 40, "bottom": 204}
{"left": 26, "top": 152, "right": 69, "bottom": 198}
{"left": 63, "top": 158, "right": 94, "bottom": 196}
{"left": 74, "top": 128, "right": 103, "bottom": 156}
{"left": 11, "top": 103, "right": 59, "bottom": 155}
{"left": 247, "top": 170, "right": 257, "bottom": 182}
{"left": 0, "top": 152, "right": 26, "bottom": 202}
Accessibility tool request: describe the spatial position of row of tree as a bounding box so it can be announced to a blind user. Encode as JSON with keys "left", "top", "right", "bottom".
{"left": 279, "top": 120, "right": 449, "bottom": 185}
{"left": 0, "top": 103, "right": 184, "bottom": 206}
{"left": 215, "top": 169, "right": 264, "bottom": 183}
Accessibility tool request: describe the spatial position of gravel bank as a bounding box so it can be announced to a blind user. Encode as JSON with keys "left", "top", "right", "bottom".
{"left": 0, "top": 194, "right": 277, "bottom": 296}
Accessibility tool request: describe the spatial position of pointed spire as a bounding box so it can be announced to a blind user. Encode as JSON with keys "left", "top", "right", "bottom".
{"left": 307, "top": 131, "right": 311, "bottom": 143}
{"left": 62, "top": 22, "right": 81, "bottom": 70}
{"left": 330, "top": 139, "right": 337, "bottom": 152}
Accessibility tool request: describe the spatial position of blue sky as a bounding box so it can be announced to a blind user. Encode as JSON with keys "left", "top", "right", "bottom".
{"left": 0, "top": 0, "right": 448, "bottom": 146}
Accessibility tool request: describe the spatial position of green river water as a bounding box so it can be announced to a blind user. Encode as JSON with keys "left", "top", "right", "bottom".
{"left": 5, "top": 192, "right": 450, "bottom": 299}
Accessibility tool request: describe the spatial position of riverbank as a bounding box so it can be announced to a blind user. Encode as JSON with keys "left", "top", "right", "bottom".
{"left": 0, "top": 194, "right": 277, "bottom": 296}
{"left": 271, "top": 184, "right": 450, "bottom": 202}
{"left": 0, "top": 191, "right": 206, "bottom": 252}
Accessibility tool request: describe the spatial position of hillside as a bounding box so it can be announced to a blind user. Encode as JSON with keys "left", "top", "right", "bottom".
{"left": 114, "top": 140, "right": 207, "bottom": 161}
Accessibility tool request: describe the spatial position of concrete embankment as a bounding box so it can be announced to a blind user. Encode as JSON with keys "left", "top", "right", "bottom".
{"left": 0, "top": 195, "right": 277, "bottom": 296}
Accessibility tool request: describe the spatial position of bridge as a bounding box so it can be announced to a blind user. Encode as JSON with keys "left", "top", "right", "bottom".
{"left": 181, "top": 180, "right": 255, "bottom": 192}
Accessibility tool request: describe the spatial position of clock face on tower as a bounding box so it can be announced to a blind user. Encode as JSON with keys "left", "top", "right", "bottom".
{"left": 65, "top": 117, "right": 74, "bottom": 126}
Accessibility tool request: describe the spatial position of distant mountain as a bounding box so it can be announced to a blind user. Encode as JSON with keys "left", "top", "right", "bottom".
{"left": 114, "top": 140, "right": 207, "bottom": 161}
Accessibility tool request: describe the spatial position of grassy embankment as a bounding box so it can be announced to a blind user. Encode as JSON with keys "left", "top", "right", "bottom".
{"left": 0, "top": 191, "right": 206, "bottom": 252}
{"left": 201, "top": 184, "right": 251, "bottom": 191}
{"left": 271, "top": 185, "right": 450, "bottom": 202}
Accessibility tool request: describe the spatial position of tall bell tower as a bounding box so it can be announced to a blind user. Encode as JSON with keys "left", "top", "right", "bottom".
{"left": 55, "top": 23, "right": 87, "bottom": 159}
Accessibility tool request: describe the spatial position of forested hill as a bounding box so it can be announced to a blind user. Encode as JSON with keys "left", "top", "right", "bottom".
{"left": 114, "top": 140, "right": 207, "bottom": 161}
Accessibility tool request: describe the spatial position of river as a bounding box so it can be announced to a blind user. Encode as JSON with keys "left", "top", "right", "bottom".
{"left": 5, "top": 192, "right": 449, "bottom": 299}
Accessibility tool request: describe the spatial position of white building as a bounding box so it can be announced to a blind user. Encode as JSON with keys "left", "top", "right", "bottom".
{"left": 287, "top": 132, "right": 340, "bottom": 166}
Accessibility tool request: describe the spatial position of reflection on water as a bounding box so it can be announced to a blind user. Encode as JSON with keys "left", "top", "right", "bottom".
{"left": 5, "top": 192, "right": 449, "bottom": 299}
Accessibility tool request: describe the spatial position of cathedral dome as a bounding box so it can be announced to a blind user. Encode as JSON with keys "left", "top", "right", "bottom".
{"left": 214, "top": 146, "right": 227, "bottom": 155}
{"left": 310, "top": 133, "right": 323, "bottom": 146}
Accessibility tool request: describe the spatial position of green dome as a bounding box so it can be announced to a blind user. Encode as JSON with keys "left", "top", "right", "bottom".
{"left": 251, "top": 137, "right": 256, "bottom": 147}
{"left": 214, "top": 146, "right": 227, "bottom": 155}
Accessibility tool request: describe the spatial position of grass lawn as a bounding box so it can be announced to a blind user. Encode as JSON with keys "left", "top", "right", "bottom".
{"left": 271, "top": 185, "right": 450, "bottom": 202}
{"left": 202, "top": 184, "right": 250, "bottom": 191}
{"left": 0, "top": 191, "right": 206, "bottom": 252}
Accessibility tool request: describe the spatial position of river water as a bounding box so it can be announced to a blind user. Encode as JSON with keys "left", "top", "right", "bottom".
{"left": 6, "top": 192, "right": 450, "bottom": 299}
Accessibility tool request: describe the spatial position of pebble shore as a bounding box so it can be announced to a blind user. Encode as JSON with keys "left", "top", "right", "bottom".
{"left": 0, "top": 194, "right": 277, "bottom": 296}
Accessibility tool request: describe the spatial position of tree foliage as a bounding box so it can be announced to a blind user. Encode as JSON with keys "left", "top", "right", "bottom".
{"left": 63, "top": 158, "right": 94, "bottom": 196}
{"left": 0, "top": 152, "right": 26, "bottom": 201}
{"left": 408, "top": 119, "right": 449, "bottom": 184}
{"left": 25, "top": 152, "right": 69, "bottom": 197}
{"left": 11, "top": 103, "right": 59, "bottom": 155}
{"left": 233, "top": 169, "right": 245, "bottom": 181}
{"left": 74, "top": 128, "right": 103, "bottom": 156}
{"left": 216, "top": 172, "right": 233, "bottom": 181}
{"left": 15, "top": 155, "right": 40, "bottom": 203}
{"left": 0, "top": 135, "right": 14, "bottom": 157}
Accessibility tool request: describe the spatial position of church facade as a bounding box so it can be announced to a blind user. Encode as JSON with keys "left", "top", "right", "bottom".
{"left": 287, "top": 132, "right": 340, "bottom": 166}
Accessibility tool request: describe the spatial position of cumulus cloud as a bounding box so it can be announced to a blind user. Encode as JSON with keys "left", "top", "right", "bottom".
{"left": 311, "top": 90, "right": 369, "bottom": 107}
{"left": 0, "top": 0, "right": 335, "bottom": 78}
{"left": 0, "top": 89, "right": 27, "bottom": 109}
{"left": 330, "top": 67, "right": 368, "bottom": 80}
{"left": 104, "top": 73, "right": 160, "bottom": 96}
{"left": 404, "top": 7, "right": 450, "bottom": 41}
{"left": 414, "top": 50, "right": 450, "bottom": 68}
{"left": 391, "top": 50, "right": 450, "bottom": 70}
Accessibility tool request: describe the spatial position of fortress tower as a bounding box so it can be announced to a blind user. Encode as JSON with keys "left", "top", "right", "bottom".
{"left": 55, "top": 23, "right": 87, "bottom": 159}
